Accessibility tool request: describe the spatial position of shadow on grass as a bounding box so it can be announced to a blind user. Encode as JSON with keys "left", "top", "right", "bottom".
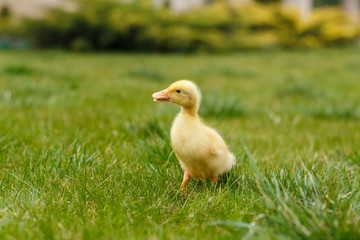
{"left": 3, "top": 65, "right": 36, "bottom": 75}
{"left": 200, "top": 94, "right": 249, "bottom": 118}
{"left": 277, "top": 82, "right": 319, "bottom": 98}
{"left": 216, "top": 66, "right": 258, "bottom": 79}
{"left": 306, "top": 104, "right": 360, "bottom": 120}
{"left": 127, "top": 66, "right": 166, "bottom": 82}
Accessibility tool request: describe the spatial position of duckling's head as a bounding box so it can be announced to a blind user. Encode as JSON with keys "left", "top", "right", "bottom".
{"left": 152, "top": 80, "right": 201, "bottom": 110}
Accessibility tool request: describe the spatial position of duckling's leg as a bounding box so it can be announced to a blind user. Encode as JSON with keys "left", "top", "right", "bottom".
{"left": 181, "top": 172, "right": 191, "bottom": 191}
{"left": 211, "top": 176, "right": 218, "bottom": 185}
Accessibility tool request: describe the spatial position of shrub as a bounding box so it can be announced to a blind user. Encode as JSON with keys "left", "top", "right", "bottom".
{"left": 21, "top": 1, "right": 360, "bottom": 52}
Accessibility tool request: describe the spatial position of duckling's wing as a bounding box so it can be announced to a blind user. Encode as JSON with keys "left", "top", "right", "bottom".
{"left": 204, "top": 126, "right": 236, "bottom": 174}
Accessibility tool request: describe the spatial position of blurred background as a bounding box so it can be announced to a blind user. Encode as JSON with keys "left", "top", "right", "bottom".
{"left": 1, "top": 2, "right": 360, "bottom": 239}
{"left": 0, "top": 0, "right": 359, "bottom": 51}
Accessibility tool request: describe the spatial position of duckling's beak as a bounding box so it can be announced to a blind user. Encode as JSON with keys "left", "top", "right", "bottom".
{"left": 152, "top": 89, "right": 170, "bottom": 102}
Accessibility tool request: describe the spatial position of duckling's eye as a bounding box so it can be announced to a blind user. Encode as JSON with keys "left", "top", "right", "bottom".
{"left": 176, "top": 90, "right": 181, "bottom": 93}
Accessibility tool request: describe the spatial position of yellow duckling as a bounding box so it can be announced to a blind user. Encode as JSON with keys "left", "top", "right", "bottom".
{"left": 152, "top": 80, "right": 235, "bottom": 190}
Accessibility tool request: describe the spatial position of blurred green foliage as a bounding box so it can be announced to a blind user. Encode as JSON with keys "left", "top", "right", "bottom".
{"left": 8, "top": 1, "right": 360, "bottom": 51}
{"left": 0, "top": 5, "right": 11, "bottom": 18}
{"left": 313, "top": 0, "right": 341, "bottom": 7}
{"left": 256, "top": 0, "right": 342, "bottom": 7}
{"left": 0, "top": 5, "right": 18, "bottom": 37}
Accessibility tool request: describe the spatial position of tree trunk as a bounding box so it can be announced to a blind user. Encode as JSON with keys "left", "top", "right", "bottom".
{"left": 169, "top": 0, "right": 206, "bottom": 12}
{"left": 282, "top": 0, "right": 312, "bottom": 21}
{"left": 227, "top": 0, "right": 253, "bottom": 6}
{"left": 342, "top": 0, "right": 360, "bottom": 24}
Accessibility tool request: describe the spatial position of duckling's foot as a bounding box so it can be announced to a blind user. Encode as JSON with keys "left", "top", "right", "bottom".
{"left": 211, "top": 176, "right": 218, "bottom": 185}
{"left": 181, "top": 172, "right": 191, "bottom": 191}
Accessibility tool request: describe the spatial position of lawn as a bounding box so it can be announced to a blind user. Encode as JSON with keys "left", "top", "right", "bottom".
{"left": 0, "top": 49, "right": 359, "bottom": 239}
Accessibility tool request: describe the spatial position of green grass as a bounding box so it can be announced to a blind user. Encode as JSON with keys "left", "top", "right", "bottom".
{"left": 0, "top": 49, "right": 360, "bottom": 239}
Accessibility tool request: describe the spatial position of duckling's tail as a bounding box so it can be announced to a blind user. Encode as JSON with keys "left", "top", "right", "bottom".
{"left": 229, "top": 152, "right": 236, "bottom": 166}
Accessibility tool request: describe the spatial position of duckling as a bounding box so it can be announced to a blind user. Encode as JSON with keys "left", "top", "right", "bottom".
{"left": 152, "top": 80, "right": 235, "bottom": 190}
